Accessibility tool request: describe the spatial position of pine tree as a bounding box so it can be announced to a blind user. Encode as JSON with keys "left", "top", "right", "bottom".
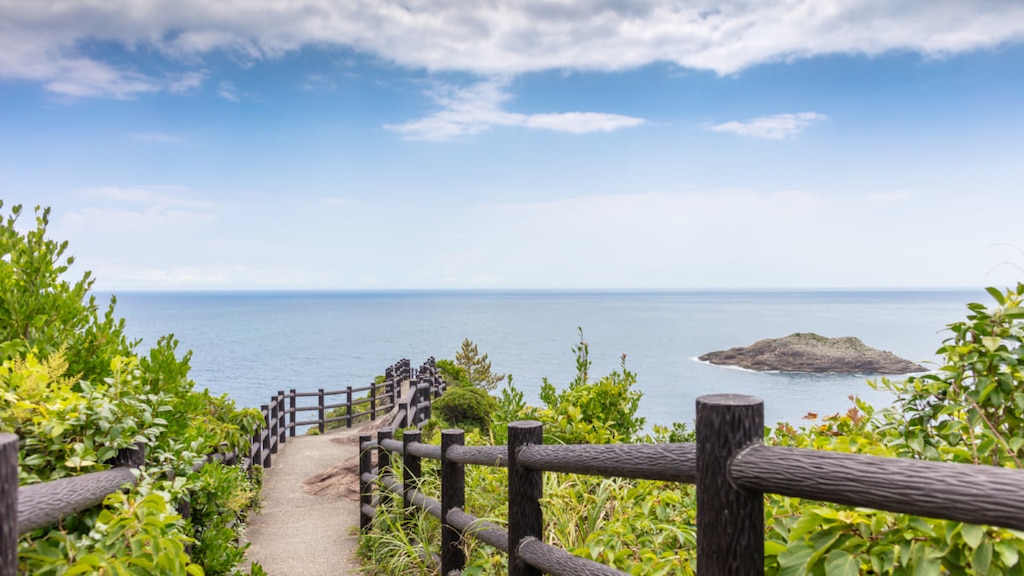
{"left": 454, "top": 338, "right": 505, "bottom": 391}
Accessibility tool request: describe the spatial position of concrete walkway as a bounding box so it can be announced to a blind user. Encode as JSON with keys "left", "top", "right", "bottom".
{"left": 242, "top": 428, "right": 365, "bottom": 576}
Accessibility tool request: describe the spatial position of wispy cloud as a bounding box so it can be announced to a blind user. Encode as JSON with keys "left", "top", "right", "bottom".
{"left": 301, "top": 74, "right": 335, "bottom": 91}
{"left": 78, "top": 186, "right": 217, "bottom": 209}
{"left": 709, "top": 112, "right": 827, "bottom": 139}
{"left": 385, "top": 79, "right": 645, "bottom": 140}
{"left": 167, "top": 71, "right": 206, "bottom": 93}
{"left": 217, "top": 81, "right": 240, "bottom": 101}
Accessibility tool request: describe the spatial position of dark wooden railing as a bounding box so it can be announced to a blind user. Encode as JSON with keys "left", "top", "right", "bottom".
{"left": 358, "top": 393, "right": 1024, "bottom": 576}
{"left": 246, "top": 357, "right": 446, "bottom": 470}
{"left": 0, "top": 437, "right": 238, "bottom": 575}
{"left": 1, "top": 357, "right": 445, "bottom": 575}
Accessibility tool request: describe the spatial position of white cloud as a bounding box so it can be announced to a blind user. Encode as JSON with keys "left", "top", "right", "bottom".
{"left": 78, "top": 186, "right": 217, "bottom": 209}
{"left": 385, "top": 79, "right": 645, "bottom": 140}
{"left": 710, "top": 112, "right": 827, "bottom": 139}
{"left": 523, "top": 112, "right": 647, "bottom": 134}
{"left": 167, "top": 71, "right": 206, "bottom": 93}
{"left": 217, "top": 81, "right": 240, "bottom": 101}
{"left": 0, "top": 32, "right": 204, "bottom": 98}
{"left": 2, "top": 1, "right": 1022, "bottom": 98}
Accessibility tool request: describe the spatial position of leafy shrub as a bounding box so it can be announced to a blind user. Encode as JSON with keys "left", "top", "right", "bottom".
{"left": 431, "top": 386, "right": 498, "bottom": 431}
{"left": 535, "top": 330, "right": 644, "bottom": 444}
{"left": 436, "top": 359, "right": 471, "bottom": 388}
{"left": 1, "top": 203, "right": 263, "bottom": 575}
{"left": 877, "top": 284, "right": 1024, "bottom": 466}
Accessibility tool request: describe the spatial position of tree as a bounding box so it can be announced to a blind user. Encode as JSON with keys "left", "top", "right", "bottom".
{"left": 0, "top": 202, "right": 131, "bottom": 380}
{"left": 454, "top": 338, "right": 505, "bottom": 391}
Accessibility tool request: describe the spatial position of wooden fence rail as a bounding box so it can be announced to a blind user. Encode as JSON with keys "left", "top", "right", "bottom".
{"left": 1, "top": 356, "right": 443, "bottom": 576}
{"left": 358, "top": 393, "right": 1024, "bottom": 576}
{"left": 246, "top": 357, "right": 446, "bottom": 471}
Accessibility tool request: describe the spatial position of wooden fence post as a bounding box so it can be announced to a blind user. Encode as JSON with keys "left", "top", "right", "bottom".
{"left": 1, "top": 433, "right": 18, "bottom": 576}
{"left": 359, "top": 433, "right": 373, "bottom": 532}
{"left": 288, "top": 389, "right": 296, "bottom": 437}
{"left": 696, "top": 394, "right": 763, "bottom": 576}
{"left": 251, "top": 429, "right": 261, "bottom": 472}
{"left": 384, "top": 366, "right": 394, "bottom": 404}
{"left": 269, "top": 397, "right": 279, "bottom": 454}
{"left": 377, "top": 428, "right": 393, "bottom": 514}
{"left": 370, "top": 380, "right": 377, "bottom": 421}
{"left": 421, "top": 380, "right": 432, "bottom": 423}
{"left": 277, "top": 390, "right": 286, "bottom": 445}
{"left": 441, "top": 429, "right": 466, "bottom": 575}
{"left": 261, "top": 406, "right": 272, "bottom": 469}
{"left": 398, "top": 401, "right": 409, "bottom": 429}
{"left": 346, "top": 386, "right": 353, "bottom": 428}
{"left": 272, "top": 393, "right": 280, "bottom": 453}
{"left": 317, "top": 388, "right": 325, "bottom": 435}
{"left": 508, "top": 421, "right": 543, "bottom": 576}
{"left": 402, "top": 430, "right": 421, "bottom": 527}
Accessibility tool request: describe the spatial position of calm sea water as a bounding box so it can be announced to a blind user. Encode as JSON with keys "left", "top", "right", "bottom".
{"left": 100, "top": 290, "right": 983, "bottom": 428}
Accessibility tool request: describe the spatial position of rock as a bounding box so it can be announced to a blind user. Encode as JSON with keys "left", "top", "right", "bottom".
{"left": 698, "top": 332, "right": 926, "bottom": 374}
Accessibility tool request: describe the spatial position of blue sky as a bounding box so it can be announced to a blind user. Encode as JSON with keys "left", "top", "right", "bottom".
{"left": 2, "top": 1, "right": 1023, "bottom": 290}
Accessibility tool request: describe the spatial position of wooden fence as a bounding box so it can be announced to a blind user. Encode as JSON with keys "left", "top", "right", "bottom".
{"left": 358, "top": 393, "right": 1024, "bottom": 576}
{"left": 247, "top": 357, "right": 446, "bottom": 470}
{"left": 0, "top": 357, "right": 444, "bottom": 575}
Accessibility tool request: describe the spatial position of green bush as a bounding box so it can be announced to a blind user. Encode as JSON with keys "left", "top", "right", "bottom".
{"left": 535, "top": 329, "right": 644, "bottom": 444}
{"left": 431, "top": 386, "right": 498, "bottom": 431}
{"left": 1, "top": 203, "right": 263, "bottom": 575}
{"left": 436, "top": 359, "right": 471, "bottom": 388}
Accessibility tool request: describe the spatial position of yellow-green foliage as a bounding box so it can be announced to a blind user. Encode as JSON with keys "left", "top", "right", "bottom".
{"left": 0, "top": 203, "right": 263, "bottom": 575}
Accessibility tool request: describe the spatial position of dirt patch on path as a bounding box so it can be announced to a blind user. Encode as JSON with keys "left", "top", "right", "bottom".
{"left": 302, "top": 416, "right": 393, "bottom": 499}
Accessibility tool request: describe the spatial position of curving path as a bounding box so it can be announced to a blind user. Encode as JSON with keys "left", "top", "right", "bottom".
{"left": 241, "top": 426, "right": 369, "bottom": 575}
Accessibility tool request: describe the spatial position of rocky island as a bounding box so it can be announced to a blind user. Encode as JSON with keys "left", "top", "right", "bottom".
{"left": 698, "top": 332, "right": 926, "bottom": 374}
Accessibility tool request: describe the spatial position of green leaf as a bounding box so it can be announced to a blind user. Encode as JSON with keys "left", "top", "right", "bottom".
{"left": 908, "top": 517, "right": 936, "bottom": 537}
{"left": 1003, "top": 307, "right": 1024, "bottom": 319}
{"left": 765, "top": 540, "right": 788, "bottom": 557}
{"left": 778, "top": 542, "right": 815, "bottom": 576}
{"left": 982, "top": 337, "right": 1003, "bottom": 353}
{"left": 973, "top": 541, "right": 993, "bottom": 574}
{"left": 962, "top": 524, "right": 984, "bottom": 549}
{"left": 824, "top": 550, "right": 860, "bottom": 576}
{"left": 987, "top": 287, "right": 1007, "bottom": 305}
{"left": 911, "top": 543, "right": 942, "bottom": 576}
{"left": 996, "top": 541, "right": 1020, "bottom": 567}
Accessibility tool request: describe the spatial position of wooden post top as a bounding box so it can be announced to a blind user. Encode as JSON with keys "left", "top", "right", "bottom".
{"left": 696, "top": 394, "right": 762, "bottom": 407}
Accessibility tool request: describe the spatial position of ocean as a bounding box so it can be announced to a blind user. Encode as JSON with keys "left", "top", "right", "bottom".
{"left": 101, "top": 290, "right": 983, "bottom": 429}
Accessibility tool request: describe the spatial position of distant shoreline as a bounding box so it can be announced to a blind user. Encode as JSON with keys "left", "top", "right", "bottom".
{"left": 95, "top": 287, "right": 985, "bottom": 296}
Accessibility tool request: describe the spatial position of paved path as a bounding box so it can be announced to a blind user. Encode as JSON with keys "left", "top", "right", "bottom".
{"left": 242, "top": 428, "right": 364, "bottom": 575}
